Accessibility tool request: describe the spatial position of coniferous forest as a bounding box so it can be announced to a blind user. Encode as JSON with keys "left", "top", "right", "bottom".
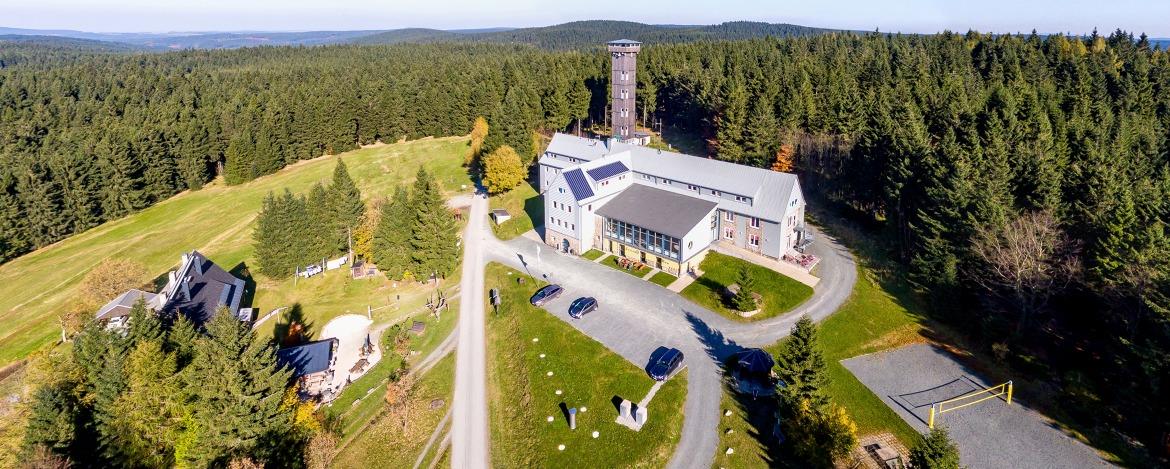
{"left": 4, "top": 28, "right": 1170, "bottom": 461}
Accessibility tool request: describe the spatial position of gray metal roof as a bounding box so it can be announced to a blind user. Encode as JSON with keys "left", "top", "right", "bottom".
{"left": 595, "top": 184, "right": 717, "bottom": 238}
{"left": 163, "top": 251, "right": 246, "bottom": 325}
{"left": 608, "top": 39, "right": 643, "bottom": 45}
{"left": 95, "top": 289, "right": 157, "bottom": 320}
{"left": 545, "top": 133, "right": 610, "bottom": 161}
{"left": 542, "top": 133, "right": 801, "bottom": 222}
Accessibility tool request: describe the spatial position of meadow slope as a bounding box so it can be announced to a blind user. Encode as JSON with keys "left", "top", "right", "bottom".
{"left": 0, "top": 136, "right": 472, "bottom": 365}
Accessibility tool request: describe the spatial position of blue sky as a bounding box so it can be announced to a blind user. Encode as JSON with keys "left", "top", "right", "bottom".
{"left": 4, "top": 0, "right": 1169, "bottom": 37}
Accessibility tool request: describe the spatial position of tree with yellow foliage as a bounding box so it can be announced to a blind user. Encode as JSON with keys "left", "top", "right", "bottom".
{"left": 482, "top": 145, "right": 525, "bottom": 195}
{"left": 465, "top": 117, "right": 489, "bottom": 166}
{"left": 770, "top": 144, "right": 795, "bottom": 173}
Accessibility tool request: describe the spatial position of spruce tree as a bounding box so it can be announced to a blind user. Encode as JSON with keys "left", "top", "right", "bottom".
{"left": 908, "top": 426, "right": 962, "bottom": 469}
{"left": 126, "top": 297, "right": 162, "bottom": 346}
{"left": 409, "top": 168, "right": 459, "bottom": 280}
{"left": 730, "top": 264, "right": 758, "bottom": 311}
{"left": 329, "top": 158, "right": 365, "bottom": 253}
{"left": 185, "top": 307, "right": 293, "bottom": 466}
{"left": 374, "top": 185, "right": 413, "bottom": 280}
{"left": 23, "top": 383, "right": 81, "bottom": 458}
{"left": 774, "top": 315, "right": 829, "bottom": 410}
{"left": 306, "top": 182, "right": 335, "bottom": 260}
{"left": 166, "top": 313, "right": 201, "bottom": 368}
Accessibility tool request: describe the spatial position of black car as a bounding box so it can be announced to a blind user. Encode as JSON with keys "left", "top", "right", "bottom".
{"left": 568, "top": 297, "right": 598, "bottom": 318}
{"left": 646, "top": 346, "right": 685, "bottom": 381}
{"left": 529, "top": 284, "right": 563, "bottom": 306}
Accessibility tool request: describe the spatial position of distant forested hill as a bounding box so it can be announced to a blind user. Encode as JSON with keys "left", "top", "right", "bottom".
{"left": 351, "top": 20, "right": 838, "bottom": 49}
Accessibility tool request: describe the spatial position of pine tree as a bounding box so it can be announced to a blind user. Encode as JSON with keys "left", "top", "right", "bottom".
{"left": 730, "top": 264, "right": 758, "bottom": 311}
{"left": 374, "top": 185, "right": 413, "bottom": 280}
{"left": 329, "top": 158, "right": 365, "bottom": 253}
{"left": 111, "top": 340, "right": 188, "bottom": 468}
{"left": 254, "top": 190, "right": 311, "bottom": 279}
{"left": 305, "top": 182, "right": 335, "bottom": 260}
{"left": 166, "top": 313, "right": 201, "bottom": 368}
{"left": 774, "top": 315, "right": 829, "bottom": 410}
{"left": 908, "top": 426, "right": 962, "bottom": 469}
{"left": 715, "top": 79, "right": 748, "bottom": 161}
{"left": 126, "top": 297, "right": 162, "bottom": 346}
{"left": 185, "top": 308, "right": 293, "bottom": 466}
{"left": 409, "top": 168, "right": 459, "bottom": 280}
{"left": 743, "top": 98, "right": 780, "bottom": 166}
{"left": 23, "top": 383, "right": 81, "bottom": 458}
{"left": 223, "top": 131, "right": 255, "bottom": 185}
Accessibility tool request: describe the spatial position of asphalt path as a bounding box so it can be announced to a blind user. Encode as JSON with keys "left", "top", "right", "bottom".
{"left": 451, "top": 194, "right": 489, "bottom": 468}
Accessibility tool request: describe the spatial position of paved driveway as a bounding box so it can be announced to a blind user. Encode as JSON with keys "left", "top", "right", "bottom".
{"left": 482, "top": 224, "right": 856, "bottom": 468}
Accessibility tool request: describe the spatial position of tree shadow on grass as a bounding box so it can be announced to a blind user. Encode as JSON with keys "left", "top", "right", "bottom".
{"left": 229, "top": 261, "right": 256, "bottom": 310}
{"left": 523, "top": 189, "right": 545, "bottom": 238}
{"left": 273, "top": 303, "right": 314, "bottom": 347}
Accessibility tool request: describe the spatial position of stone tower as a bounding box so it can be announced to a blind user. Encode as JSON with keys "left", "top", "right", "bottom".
{"left": 607, "top": 39, "right": 642, "bottom": 141}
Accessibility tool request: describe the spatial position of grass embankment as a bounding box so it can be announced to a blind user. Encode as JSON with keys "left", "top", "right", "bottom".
{"left": 602, "top": 255, "right": 651, "bottom": 277}
{"left": 490, "top": 181, "right": 541, "bottom": 241}
{"left": 330, "top": 354, "right": 456, "bottom": 468}
{"left": 0, "top": 137, "right": 473, "bottom": 366}
{"left": 681, "top": 252, "right": 813, "bottom": 321}
{"left": 328, "top": 303, "right": 460, "bottom": 440}
{"left": 649, "top": 272, "right": 678, "bottom": 287}
{"left": 581, "top": 249, "right": 605, "bottom": 261}
{"left": 485, "top": 262, "right": 686, "bottom": 468}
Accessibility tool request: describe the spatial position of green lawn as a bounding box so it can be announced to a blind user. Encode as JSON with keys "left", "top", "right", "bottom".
{"left": 649, "top": 271, "right": 678, "bottom": 287}
{"left": 712, "top": 379, "right": 782, "bottom": 469}
{"left": 602, "top": 255, "right": 651, "bottom": 277}
{"left": 681, "top": 252, "right": 813, "bottom": 321}
{"left": 581, "top": 249, "right": 606, "bottom": 261}
{"left": 330, "top": 353, "right": 456, "bottom": 468}
{"left": 485, "top": 262, "right": 687, "bottom": 468}
{"left": 0, "top": 137, "right": 473, "bottom": 366}
{"left": 490, "top": 180, "right": 541, "bottom": 240}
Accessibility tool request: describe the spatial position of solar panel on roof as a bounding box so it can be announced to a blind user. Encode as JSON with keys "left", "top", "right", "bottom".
{"left": 586, "top": 161, "right": 629, "bottom": 181}
{"left": 564, "top": 169, "right": 594, "bottom": 201}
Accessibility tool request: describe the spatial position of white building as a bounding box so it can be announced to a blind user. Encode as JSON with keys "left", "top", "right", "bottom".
{"left": 537, "top": 133, "right": 809, "bottom": 276}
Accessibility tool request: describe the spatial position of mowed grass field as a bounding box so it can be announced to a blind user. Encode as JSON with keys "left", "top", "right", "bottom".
{"left": 0, "top": 137, "right": 473, "bottom": 366}
{"left": 485, "top": 262, "right": 686, "bottom": 468}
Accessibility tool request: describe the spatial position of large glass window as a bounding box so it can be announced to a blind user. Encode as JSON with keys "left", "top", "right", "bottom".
{"left": 604, "top": 219, "right": 681, "bottom": 260}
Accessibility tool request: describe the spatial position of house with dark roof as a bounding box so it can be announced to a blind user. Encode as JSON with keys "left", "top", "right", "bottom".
{"left": 275, "top": 338, "right": 338, "bottom": 398}
{"left": 94, "top": 250, "right": 250, "bottom": 328}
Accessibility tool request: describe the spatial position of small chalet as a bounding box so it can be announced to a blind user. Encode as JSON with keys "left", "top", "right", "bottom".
{"left": 276, "top": 338, "right": 338, "bottom": 398}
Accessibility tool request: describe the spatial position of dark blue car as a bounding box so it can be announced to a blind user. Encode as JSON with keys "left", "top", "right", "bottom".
{"left": 568, "top": 297, "right": 598, "bottom": 319}
{"left": 529, "top": 284, "right": 563, "bottom": 306}
{"left": 646, "top": 346, "right": 685, "bottom": 381}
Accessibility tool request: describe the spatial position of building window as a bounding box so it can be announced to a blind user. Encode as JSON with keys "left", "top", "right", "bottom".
{"left": 735, "top": 195, "right": 750, "bottom": 204}
{"left": 688, "top": 241, "right": 694, "bottom": 249}
{"left": 711, "top": 189, "right": 721, "bottom": 196}
{"left": 571, "top": 224, "right": 575, "bottom": 230}
{"left": 750, "top": 217, "right": 760, "bottom": 228}
{"left": 749, "top": 234, "right": 760, "bottom": 247}
{"left": 558, "top": 188, "right": 564, "bottom": 194}
{"left": 724, "top": 211, "right": 734, "bottom": 222}
{"left": 568, "top": 206, "right": 572, "bottom": 213}
{"left": 687, "top": 184, "right": 699, "bottom": 192}
{"left": 588, "top": 204, "right": 592, "bottom": 211}
{"left": 724, "top": 227, "right": 735, "bottom": 240}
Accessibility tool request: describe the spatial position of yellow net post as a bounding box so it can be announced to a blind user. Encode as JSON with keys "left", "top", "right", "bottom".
{"left": 1006, "top": 380, "right": 1013, "bottom": 405}
{"left": 928, "top": 405, "right": 936, "bottom": 429}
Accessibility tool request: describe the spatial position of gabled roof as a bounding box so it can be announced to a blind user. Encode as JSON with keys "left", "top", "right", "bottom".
{"left": 545, "top": 133, "right": 610, "bottom": 161}
{"left": 586, "top": 161, "right": 629, "bottom": 181}
{"left": 95, "top": 289, "right": 157, "bottom": 320}
{"left": 595, "top": 184, "right": 717, "bottom": 238}
{"left": 162, "top": 251, "right": 246, "bottom": 326}
{"left": 276, "top": 338, "right": 337, "bottom": 377}
{"left": 563, "top": 169, "right": 595, "bottom": 201}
